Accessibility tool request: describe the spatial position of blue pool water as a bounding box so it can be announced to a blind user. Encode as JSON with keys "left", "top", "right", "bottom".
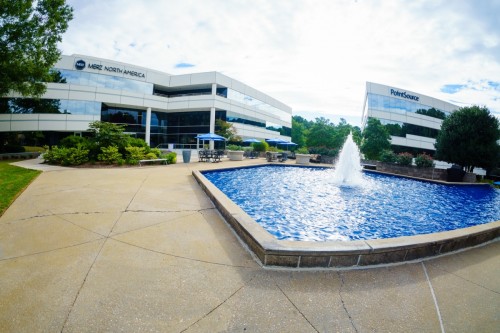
{"left": 202, "top": 165, "right": 500, "bottom": 241}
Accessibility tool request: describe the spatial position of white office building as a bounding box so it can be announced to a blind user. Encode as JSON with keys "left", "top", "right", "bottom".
{"left": 362, "top": 81, "right": 458, "bottom": 155}
{"left": 0, "top": 55, "right": 292, "bottom": 148}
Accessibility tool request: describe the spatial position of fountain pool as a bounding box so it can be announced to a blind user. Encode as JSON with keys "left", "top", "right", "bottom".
{"left": 202, "top": 166, "right": 500, "bottom": 242}
{"left": 193, "top": 134, "right": 500, "bottom": 268}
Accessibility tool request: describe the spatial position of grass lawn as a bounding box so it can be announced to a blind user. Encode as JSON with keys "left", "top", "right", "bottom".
{"left": 0, "top": 160, "right": 41, "bottom": 216}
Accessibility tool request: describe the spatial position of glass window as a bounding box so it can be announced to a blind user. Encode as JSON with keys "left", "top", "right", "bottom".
{"left": 0, "top": 98, "right": 100, "bottom": 115}
{"left": 377, "top": 118, "right": 440, "bottom": 139}
{"left": 226, "top": 89, "right": 291, "bottom": 124}
{"left": 56, "top": 69, "right": 153, "bottom": 95}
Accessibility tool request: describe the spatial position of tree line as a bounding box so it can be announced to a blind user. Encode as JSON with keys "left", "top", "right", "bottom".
{"left": 292, "top": 116, "right": 361, "bottom": 157}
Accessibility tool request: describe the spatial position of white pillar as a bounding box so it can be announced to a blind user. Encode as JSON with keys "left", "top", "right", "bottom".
{"left": 211, "top": 83, "right": 217, "bottom": 95}
{"left": 209, "top": 107, "right": 216, "bottom": 150}
{"left": 145, "top": 107, "right": 151, "bottom": 146}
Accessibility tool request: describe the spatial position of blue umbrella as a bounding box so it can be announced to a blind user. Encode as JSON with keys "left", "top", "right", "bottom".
{"left": 196, "top": 133, "right": 226, "bottom": 141}
{"left": 243, "top": 138, "right": 261, "bottom": 143}
{"left": 266, "top": 138, "right": 286, "bottom": 143}
{"left": 279, "top": 141, "right": 298, "bottom": 147}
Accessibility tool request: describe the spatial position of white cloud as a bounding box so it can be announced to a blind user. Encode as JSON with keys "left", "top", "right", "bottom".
{"left": 61, "top": 0, "right": 500, "bottom": 126}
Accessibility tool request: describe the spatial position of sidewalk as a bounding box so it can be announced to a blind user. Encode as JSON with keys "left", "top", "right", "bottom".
{"left": 0, "top": 159, "right": 498, "bottom": 332}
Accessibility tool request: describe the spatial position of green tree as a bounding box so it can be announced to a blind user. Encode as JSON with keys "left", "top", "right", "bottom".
{"left": 435, "top": 105, "right": 500, "bottom": 172}
{"left": 87, "top": 121, "right": 131, "bottom": 160}
{"left": 361, "top": 118, "right": 391, "bottom": 160}
{"left": 307, "top": 117, "right": 337, "bottom": 147}
{"left": 291, "top": 117, "right": 308, "bottom": 147}
{"left": 0, "top": 0, "right": 73, "bottom": 97}
{"left": 215, "top": 119, "right": 241, "bottom": 142}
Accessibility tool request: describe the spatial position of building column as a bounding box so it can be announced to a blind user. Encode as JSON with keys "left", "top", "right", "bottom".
{"left": 211, "top": 83, "right": 217, "bottom": 95}
{"left": 209, "top": 106, "right": 216, "bottom": 150}
{"left": 145, "top": 107, "right": 151, "bottom": 146}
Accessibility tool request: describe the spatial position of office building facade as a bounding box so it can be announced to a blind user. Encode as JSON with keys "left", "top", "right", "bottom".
{"left": 0, "top": 55, "right": 292, "bottom": 148}
{"left": 362, "top": 82, "right": 458, "bottom": 155}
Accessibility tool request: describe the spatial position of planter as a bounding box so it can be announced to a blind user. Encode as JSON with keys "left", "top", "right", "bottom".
{"left": 295, "top": 154, "right": 311, "bottom": 165}
{"left": 463, "top": 172, "right": 476, "bottom": 183}
{"left": 227, "top": 150, "right": 244, "bottom": 161}
{"left": 182, "top": 150, "right": 191, "bottom": 163}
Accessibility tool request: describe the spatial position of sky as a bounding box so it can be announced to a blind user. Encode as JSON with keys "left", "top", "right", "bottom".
{"left": 60, "top": 0, "right": 500, "bottom": 127}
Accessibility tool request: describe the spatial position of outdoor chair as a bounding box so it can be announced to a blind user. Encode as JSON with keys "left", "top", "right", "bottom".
{"left": 198, "top": 150, "right": 205, "bottom": 162}
{"left": 212, "top": 150, "right": 223, "bottom": 163}
{"left": 310, "top": 154, "right": 321, "bottom": 163}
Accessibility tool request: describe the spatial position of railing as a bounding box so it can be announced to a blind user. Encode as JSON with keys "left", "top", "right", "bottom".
{"left": 155, "top": 143, "right": 200, "bottom": 150}
{"left": 153, "top": 92, "right": 227, "bottom": 99}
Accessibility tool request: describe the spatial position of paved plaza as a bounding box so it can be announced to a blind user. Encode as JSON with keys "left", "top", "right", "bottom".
{"left": 0, "top": 158, "right": 499, "bottom": 332}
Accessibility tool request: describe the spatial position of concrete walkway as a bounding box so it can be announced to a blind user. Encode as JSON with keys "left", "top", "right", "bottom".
{"left": 1, "top": 158, "right": 499, "bottom": 332}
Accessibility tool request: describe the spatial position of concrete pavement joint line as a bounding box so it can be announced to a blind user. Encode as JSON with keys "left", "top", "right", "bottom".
{"left": 0, "top": 238, "right": 105, "bottom": 262}
{"left": 110, "top": 237, "right": 257, "bottom": 269}
{"left": 426, "top": 262, "right": 500, "bottom": 294}
{"left": 109, "top": 211, "right": 201, "bottom": 237}
{"left": 60, "top": 236, "right": 109, "bottom": 333}
{"left": 274, "top": 278, "right": 320, "bottom": 333}
{"left": 53, "top": 212, "right": 109, "bottom": 238}
{"left": 179, "top": 275, "right": 256, "bottom": 333}
{"left": 60, "top": 205, "right": 129, "bottom": 332}
{"left": 422, "top": 262, "right": 445, "bottom": 333}
{"left": 60, "top": 176, "right": 148, "bottom": 332}
{"left": 124, "top": 207, "right": 214, "bottom": 213}
{"left": 337, "top": 272, "right": 359, "bottom": 333}
{"left": 123, "top": 173, "right": 150, "bottom": 214}
{"left": 2, "top": 211, "right": 112, "bottom": 225}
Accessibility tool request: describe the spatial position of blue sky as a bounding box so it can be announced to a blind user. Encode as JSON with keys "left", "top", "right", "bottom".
{"left": 61, "top": 0, "right": 500, "bottom": 127}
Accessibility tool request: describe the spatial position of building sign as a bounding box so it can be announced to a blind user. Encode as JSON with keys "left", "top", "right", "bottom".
{"left": 74, "top": 59, "right": 146, "bottom": 78}
{"left": 75, "top": 59, "right": 86, "bottom": 70}
{"left": 390, "top": 88, "right": 419, "bottom": 102}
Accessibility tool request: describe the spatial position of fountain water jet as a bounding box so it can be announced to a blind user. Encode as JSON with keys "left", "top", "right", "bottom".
{"left": 331, "top": 133, "right": 363, "bottom": 186}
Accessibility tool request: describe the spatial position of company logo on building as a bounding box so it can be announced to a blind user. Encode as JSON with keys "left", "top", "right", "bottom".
{"left": 390, "top": 89, "right": 419, "bottom": 102}
{"left": 74, "top": 59, "right": 146, "bottom": 78}
{"left": 75, "top": 59, "right": 86, "bottom": 70}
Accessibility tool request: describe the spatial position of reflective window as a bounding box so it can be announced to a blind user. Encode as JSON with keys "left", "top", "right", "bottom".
{"left": 0, "top": 98, "right": 100, "bottom": 115}
{"left": 377, "top": 118, "right": 440, "bottom": 139}
{"left": 367, "top": 93, "right": 449, "bottom": 119}
{"left": 56, "top": 69, "right": 153, "bottom": 95}
{"left": 266, "top": 122, "right": 291, "bottom": 136}
{"left": 227, "top": 111, "right": 265, "bottom": 128}
{"left": 226, "top": 89, "right": 291, "bottom": 123}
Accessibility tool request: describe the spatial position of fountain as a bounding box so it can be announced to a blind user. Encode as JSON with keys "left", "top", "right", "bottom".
{"left": 331, "top": 132, "right": 363, "bottom": 186}
{"left": 194, "top": 135, "right": 500, "bottom": 268}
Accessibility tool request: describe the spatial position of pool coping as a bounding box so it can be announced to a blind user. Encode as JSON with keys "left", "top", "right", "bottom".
{"left": 193, "top": 166, "right": 500, "bottom": 269}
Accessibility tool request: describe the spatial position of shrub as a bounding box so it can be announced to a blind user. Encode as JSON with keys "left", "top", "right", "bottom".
{"left": 127, "top": 137, "right": 149, "bottom": 148}
{"left": 43, "top": 145, "right": 89, "bottom": 166}
{"left": 165, "top": 152, "right": 177, "bottom": 164}
{"left": 397, "top": 152, "right": 413, "bottom": 166}
{"left": 296, "top": 147, "right": 310, "bottom": 154}
{"left": 415, "top": 153, "right": 434, "bottom": 168}
{"left": 226, "top": 144, "right": 243, "bottom": 151}
{"left": 308, "top": 146, "right": 339, "bottom": 157}
{"left": 148, "top": 147, "right": 162, "bottom": 158}
{"left": 380, "top": 149, "right": 397, "bottom": 163}
{"left": 125, "top": 146, "right": 146, "bottom": 165}
{"left": 252, "top": 141, "right": 269, "bottom": 152}
{"left": 60, "top": 135, "right": 89, "bottom": 148}
{"left": 144, "top": 152, "right": 157, "bottom": 160}
{"left": 98, "top": 145, "right": 122, "bottom": 164}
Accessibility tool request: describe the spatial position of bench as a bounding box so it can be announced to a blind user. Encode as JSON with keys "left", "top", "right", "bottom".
{"left": 138, "top": 158, "right": 168, "bottom": 166}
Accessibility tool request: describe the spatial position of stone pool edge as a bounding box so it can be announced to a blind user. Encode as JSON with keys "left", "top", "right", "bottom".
{"left": 192, "top": 169, "right": 500, "bottom": 269}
